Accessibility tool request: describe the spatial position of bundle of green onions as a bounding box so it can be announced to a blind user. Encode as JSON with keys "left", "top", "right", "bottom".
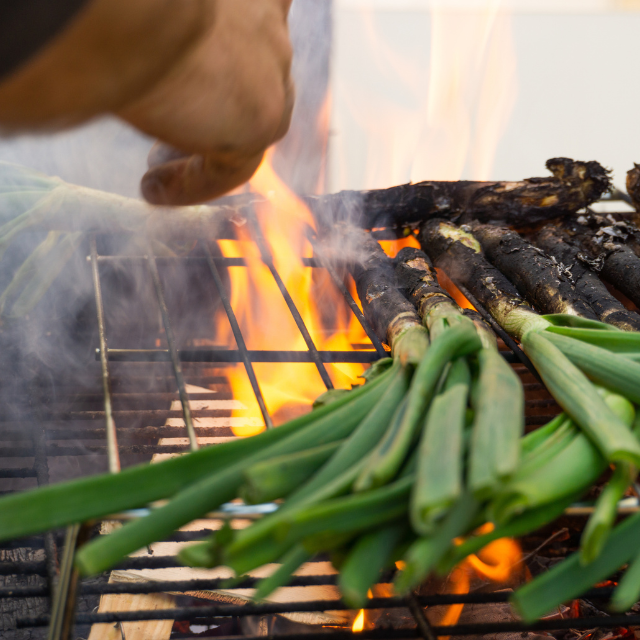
{"left": 3, "top": 196, "right": 640, "bottom": 620}
{"left": 0, "top": 226, "right": 428, "bottom": 575}
{"left": 0, "top": 223, "right": 524, "bottom": 610}
{"left": 172, "top": 237, "right": 525, "bottom": 604}
{"left": 420, "top": 218, "right": 640, "bottom": 618}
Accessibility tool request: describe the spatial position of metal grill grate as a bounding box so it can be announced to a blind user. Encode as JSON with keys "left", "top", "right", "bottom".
{"left": 0, "top": 211, "right": 637, "bottom": 640}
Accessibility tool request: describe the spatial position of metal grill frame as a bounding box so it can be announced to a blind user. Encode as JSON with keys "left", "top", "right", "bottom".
{"left": 1, "top": 207, "right": 639, "bottom": 640}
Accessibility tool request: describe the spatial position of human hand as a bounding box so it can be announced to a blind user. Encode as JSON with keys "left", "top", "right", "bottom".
{"left": 0, "top": 0, "right": 294, "bottom": 205}
{"left": 121, "top": 0, "right": 295, "bottom": 205}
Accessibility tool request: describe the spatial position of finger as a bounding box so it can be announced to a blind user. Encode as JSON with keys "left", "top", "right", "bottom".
{"left": 272, "top": 77, "right": 295, "bottom": 143}
{"left": 277, "top": 0, "right": 294, "bottom": 16}
{"left": 141, "top": 152, "right": 264, "bottom": 206}
{"left": 147, "top": 142, "right": 190, "bottom": 169}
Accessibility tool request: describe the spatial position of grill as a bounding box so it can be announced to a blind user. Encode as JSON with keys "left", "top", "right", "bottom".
{"left": 0, "top": 200, "right": 638, "bottom": 640}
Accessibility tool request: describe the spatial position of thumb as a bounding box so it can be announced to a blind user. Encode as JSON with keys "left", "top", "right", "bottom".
{"left": 141, "top": 151, "right": 264, "bottom": 205}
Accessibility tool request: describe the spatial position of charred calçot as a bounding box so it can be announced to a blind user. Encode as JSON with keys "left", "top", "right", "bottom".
{"left": 323, "top": 224, "right": 423, "bottom": 352}
{"left": 419, "top": 219, "right": 536, "bottom": 334}
{"left": 626, "top": 164, "right": 640, "bottom": 214}
{"left": 393, "top": 246, "right": 495, "bottom": 345}
{"left": 306, "top": 158, "right": 611, "bottom": 231}
{"left": 560, "top": 214, "right": 640, "bottom": 311}
{"left": 531, "top": 225, "right": 640, "bottom": 332}
{"left": 469, "top": 223, "right": 598, "bottom": 320}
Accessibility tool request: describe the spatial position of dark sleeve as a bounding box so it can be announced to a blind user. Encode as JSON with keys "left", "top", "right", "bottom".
{"left": 0, "top": 0, "right": 89, "bottom": 81}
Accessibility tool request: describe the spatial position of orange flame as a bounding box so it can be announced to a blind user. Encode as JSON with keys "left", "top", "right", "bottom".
{"left": 435, "top": 525, "right": 521, "bottom": 638}
{"left": 359, "top": 531, "right": 520, "bottom": 637}
{"left": 435, "top": 268, "right": 475, "bottom": 311}
{"left": 378, "top": 234, "right": 421, "bottom": 259}
{"left": 217, "top": 153, "right": 367, "bottom": 433}
{"left": 331, "top": 0, "right": 517, "bottom": 191}
{"left": 352, "top": 608, "right": 366, "bottom": 633}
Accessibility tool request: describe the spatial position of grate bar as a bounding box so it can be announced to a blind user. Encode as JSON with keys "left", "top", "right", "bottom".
{"left": 33, "top": 426, "right": 59, "bottom": 594}
{"left": 100, "top": 349, "right": 380, "bottom": 363}
{"left": 96, "top": 255, "right": 321, "bottom": 268}
{"left": 89, "top": 236, "right": 121, "bottom": 473}
{"left": 21, "top": 602, "right": 640, "bottom": 632}
{"left": 306, "top": 230, "right": 388, "bottom": 358}
{"left": 0, "top": 582, "right": 620, "bottom": 604}
{"left": 453, "top": 281, "right": 541, "bottom": 382}
{"left": 202, "top": 241, "right": 273, "bottom": 428}
{"left": 46, "top": 524, "right": 85, "bottom": 640}
{"left": 247, "top": 209, "right": 334, "bottom": 390}
{"left": 406, "top": 593, "right": 438, "bottom": 640}
{"left": 145, "top": 240, "right": 199, "bottom": 452}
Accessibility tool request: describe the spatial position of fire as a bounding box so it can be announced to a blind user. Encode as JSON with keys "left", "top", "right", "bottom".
{"left": 435, "top": 268, "right": 476, "bottom": 311}
{"left": 217, "top": 152, "right": 367, "bottom": 433}
{"left": 410, "top": 0, "right": 517, "bottom": 182}
{"left": 353, "top": 531, "right": 519, "bottom": 636}
{"left": 331, "top": 0, "right": 516, "bottom": 191}
{"left": 378, "top": 234, "right": 420, "bottom": 258}
{"left": 434, "top": 525, "right": 521, "bottom": 637}
{"left": 352, "top": 608, "right": 365, "bottom": 633}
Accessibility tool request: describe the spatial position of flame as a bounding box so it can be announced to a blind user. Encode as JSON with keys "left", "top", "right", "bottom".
{"left": 411, "top": 0, "right": 517, "bottom": 182}
{"left": 217, "top": 153, "right": 367, "bottom": 433}
{"left": 352, "top": 608, "right": 365, "bottom": 633}
{"left": 435, "top": 525, "right": 521, "bottom": 637}
{"left": 378, "top": 234, "right": 420, "bottom": 258}
{"left": 331, "top": 0, "right": 517, "bottom": 191}
{"left": 435, "top": 268, "right": 475, "bottom": 311}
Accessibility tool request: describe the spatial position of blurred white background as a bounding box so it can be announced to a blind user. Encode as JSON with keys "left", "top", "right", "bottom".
{"left": 330, "top": 0, "right": 640, "bottom": 191}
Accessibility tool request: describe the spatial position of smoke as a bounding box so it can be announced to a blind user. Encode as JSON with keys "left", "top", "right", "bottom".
{"left": 0, "top": 0, "right": 334, "bottom": 488}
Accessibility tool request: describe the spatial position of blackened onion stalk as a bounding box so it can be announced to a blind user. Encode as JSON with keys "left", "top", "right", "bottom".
{"left": 420, "top": 219, "right": 640, "bottom": 619}
{"left": 306, "top": 157, "right": 611, "bottom": 231}
{"left": 532, "top": 224, "right": 640, "bottom": 332}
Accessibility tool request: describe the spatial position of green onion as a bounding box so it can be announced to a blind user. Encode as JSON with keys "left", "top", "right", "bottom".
{"left": 520, "top": 414, "right": 567, "bottom": 455}
{"left": 216, "top": 366, "right": 412, "bottom": 572}
{"left": 411, "top": 367, "right": 469, "bottom": 534}
{"left": 0, "top": 231, "right": 62, "bottom": 313}
{"left": 240, "top": 440, "right": 344, "bottom": 505}
{"left": 521, "top": 331, "right": 640, "bottom": 466}
{"left": 543, "top": 331, "right": 640, "bottom": 404}
{"left": 541, "top": 314, "right": 621, "bottom": 331}
{"left": 8, "top": 232, "right": 83, "bottom": 317}
{"left": 490, "top": 390, "right": 634, "bottom": 524}
{"left": 468, "top": 347, "right": 524, "bottom": 497}
{"left": 254, "top": 544, "right": 311, "bottom": 600}
{"left": 580, "top": 460, "right": 636, "bottom": 566}
{"left": 610, "top": 548, "right": 640, "bottom": 612}
{"left": 545, "top": 326, "right": 640, "bottom": 353}
{"left": 516, "top": 418, "right": 576, "bottom": 479}
{"left": 339, "top": 523, "right": 408, "bottom": 608}
{"left": 395, "top": 492, "right": 480, "bottom": 595}
{"left": 190, "top": 457, "right": 371, "bottom": 575}
{"left": 275, "top": 477, "right": 413, "bottom": 549}
{"left": 289, "top": 363, "right": 412, "bottom": 506}
{"left": 355, "top": 321, "right": 482, "bottom": 491}
{"left": 74, "top": 372, "right": 391, "bottom": 576}
{"left": 511, "top": 511, "right": 640, "bottom": 622}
